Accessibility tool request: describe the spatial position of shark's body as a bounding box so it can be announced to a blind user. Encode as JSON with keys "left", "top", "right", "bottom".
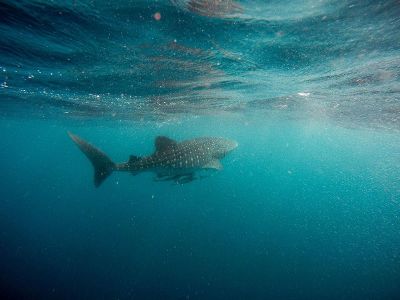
{"left": 68, "top": 132, "right": 238, "bottom": 187}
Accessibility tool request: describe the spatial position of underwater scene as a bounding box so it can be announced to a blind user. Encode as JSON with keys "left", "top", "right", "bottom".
{"left": 1, "top": 0, "right": 400, "bottom": 299}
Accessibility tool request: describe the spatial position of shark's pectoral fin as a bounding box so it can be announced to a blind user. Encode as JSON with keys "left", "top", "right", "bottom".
{"left": 202, "top": 159, "right": 223, "bottom": 170}
{"left": 154, "top": 172, "right": 172, "bottom": 181}
{"left": 174, "top": 174, "right": 195, "bottom": 185}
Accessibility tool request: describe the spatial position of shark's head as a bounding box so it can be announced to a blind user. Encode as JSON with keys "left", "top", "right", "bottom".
{"left": 210, "top": 138, "right": 238, "bottom": 159}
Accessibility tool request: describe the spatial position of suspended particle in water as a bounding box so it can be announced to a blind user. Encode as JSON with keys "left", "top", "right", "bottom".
{"left": 298, "top": 92, "right": 310, "bottom": 97}
{"left": 154, "top": 12, "right": 161, "bottom": 21}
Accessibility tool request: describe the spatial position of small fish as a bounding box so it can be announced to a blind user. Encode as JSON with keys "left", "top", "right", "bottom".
{"left": 68, "top": 132, "right": 238, "bottom": 187}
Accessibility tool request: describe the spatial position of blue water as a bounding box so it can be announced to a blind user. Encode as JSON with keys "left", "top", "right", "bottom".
{"left": 1, "top": 0, "right": 400, "bottom": 299}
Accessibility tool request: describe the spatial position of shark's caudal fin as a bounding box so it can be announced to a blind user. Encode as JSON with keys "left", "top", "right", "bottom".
{"left": 68, "top": 132, "right": 115, "bottom": 187}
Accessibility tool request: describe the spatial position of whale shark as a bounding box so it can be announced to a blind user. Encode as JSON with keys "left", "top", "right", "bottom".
{"left": 68, "top": 132, "right": 238, "bottom": 187}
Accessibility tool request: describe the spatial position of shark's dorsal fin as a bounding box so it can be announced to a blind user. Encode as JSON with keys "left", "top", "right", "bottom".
{"left": 203, "top": 159, "right": 223, "bottom": 170}
{"left": 155, "top": 136, "right": 177, "bottom": 152}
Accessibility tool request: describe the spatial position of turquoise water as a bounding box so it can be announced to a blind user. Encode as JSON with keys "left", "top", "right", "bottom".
{"left": 1, "top": 1, "right": 400, "bottom": 299}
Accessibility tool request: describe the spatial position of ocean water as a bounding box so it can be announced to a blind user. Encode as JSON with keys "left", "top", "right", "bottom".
{"left": 1, "top": 0, "right": 400, "bottom": 299}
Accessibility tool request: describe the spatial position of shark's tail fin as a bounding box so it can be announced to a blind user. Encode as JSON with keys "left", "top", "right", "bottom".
{"left": 68, "top": 132, "right": 115, "bottom": 187}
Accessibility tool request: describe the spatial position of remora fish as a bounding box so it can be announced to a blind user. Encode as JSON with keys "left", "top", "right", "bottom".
{"left": 68, "top": 132, "right": 238, "bottom": 187}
